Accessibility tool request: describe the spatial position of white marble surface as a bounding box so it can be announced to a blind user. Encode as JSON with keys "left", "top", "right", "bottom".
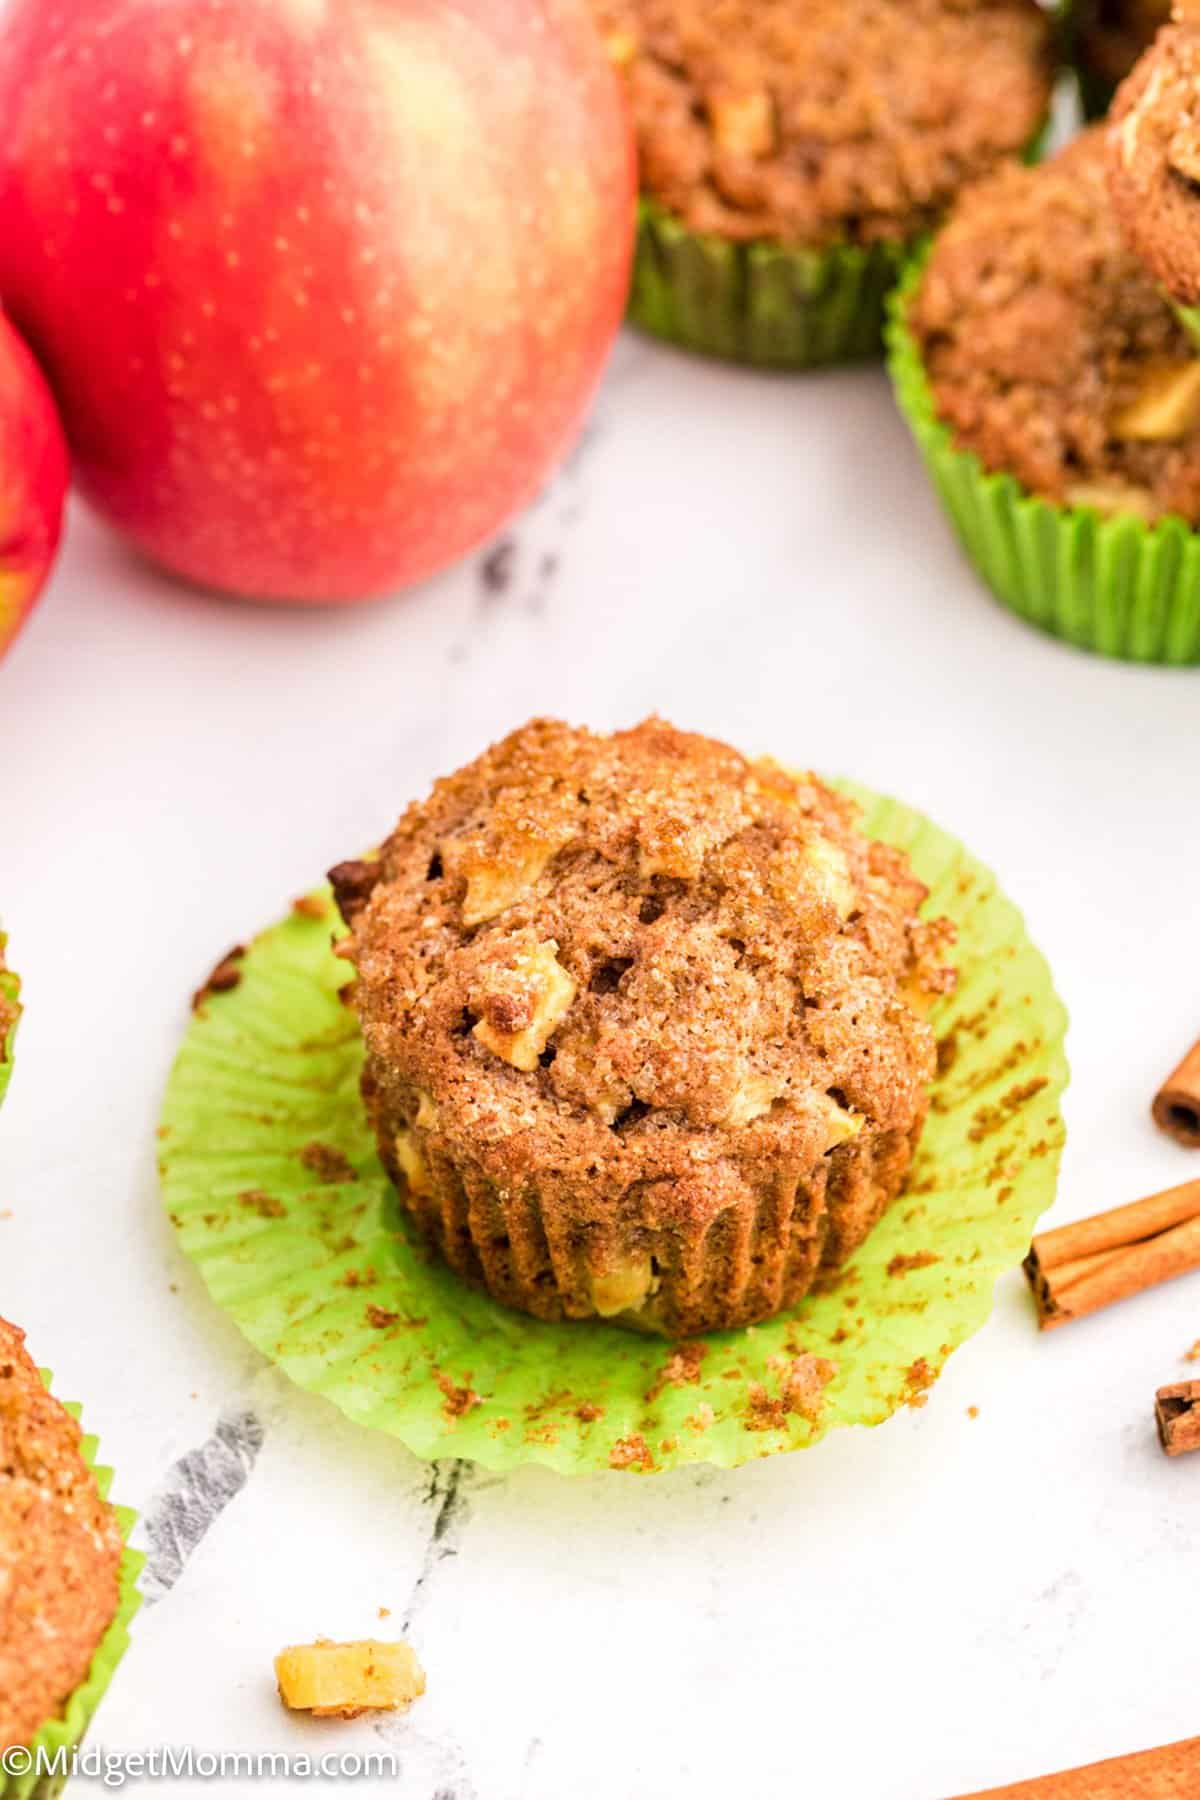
{"left": 2, "top": 322, "right": 1200, "bottom": 1800}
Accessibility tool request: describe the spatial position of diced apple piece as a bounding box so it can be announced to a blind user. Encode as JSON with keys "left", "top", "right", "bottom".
{"left": 1112, "top": 360, "right": 1200, "bottom": 442}
{"left": 473, "top": 942, "right": 577, "bottom": 1072}
{"left": 275, "top": 1639, "right": 425, "bottom": 1719}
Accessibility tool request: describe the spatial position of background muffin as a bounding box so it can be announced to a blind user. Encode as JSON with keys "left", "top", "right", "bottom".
{"left": 602, "top": 0, "right": 1056, "bottom": 366}
{"left": 891, "top": 124, "right": 1200, "bottom": 661}
{"left": 332, "top": 719, "right": 954, "bottom": 1337}
{"left": 1108, "top": 17, "right": 1200, "bottom": 308}
{"left": 912, "top": 128, "right": 1200, "bottom": 520}
{"left": 0, "top": 1318, "right": 124, "bottom": 1757}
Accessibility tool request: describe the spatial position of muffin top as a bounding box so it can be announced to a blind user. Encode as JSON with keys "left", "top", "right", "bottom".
{"left": 912, "top": 128, "right": 1200, "bottom": 521}
{"left": 0, "top": 1319, "right": 123, "bottom": 1751}
{"left": 1076, "top": 0, "right": 1169, "bottom": 89}
{"left": 1109, "top": 17, "right": 1200, "bottom": 306}
{"left": 334, "top": 720, "right": 953, "bottom": 1227}
{"left": 595, "top": 0, "right": 1054, "bottom": 246}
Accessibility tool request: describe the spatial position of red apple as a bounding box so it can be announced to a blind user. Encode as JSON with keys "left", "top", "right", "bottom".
{"left": 0, "top": 0, "right": 634, "bottom": 604}
{"left": 0, "top": 312, "right": 68, "bottom": 659}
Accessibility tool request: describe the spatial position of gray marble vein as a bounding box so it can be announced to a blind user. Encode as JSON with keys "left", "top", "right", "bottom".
{"left": 401, "top": 1457, "right": 472, "bottom": 1633}
{"left": 141, "top": 1408, "right": 265, "bottom": 1604}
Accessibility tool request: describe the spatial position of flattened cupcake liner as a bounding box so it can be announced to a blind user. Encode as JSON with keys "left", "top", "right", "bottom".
{"left": 628, "top": 199, "right": 908, "bottom": 369}
{"left": 888, "top": 256, "right": 1200, "bottom": 665}
{"left": 0, "top": 945, "right": 17, "bottom": 1112}
{"left": 160, "top": 785, "right": 1068, "bottom": 1476}
{"left": 1, "top": 1381, "right": 142, "bottom": 1800}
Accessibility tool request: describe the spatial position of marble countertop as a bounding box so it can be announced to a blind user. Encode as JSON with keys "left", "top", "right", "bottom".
{"left": 2, "top": 322, "right": 1199, "bottom": 1800}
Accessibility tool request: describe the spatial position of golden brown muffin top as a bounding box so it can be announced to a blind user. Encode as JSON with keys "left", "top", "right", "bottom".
{"left": 334, "top": 720, "right": 953, "bottom": 1228}
{"left": 913, "top": 128, "right": 1200, "bottom": 521}
{"left": 0, "top": 1319, "right": 123, "bottom": 1751}
{"left": 596, "top": 0, "right": 1054, "bottom": 246}
{"left": 1109, "top": 18, "right": 1200, "bottom": 305}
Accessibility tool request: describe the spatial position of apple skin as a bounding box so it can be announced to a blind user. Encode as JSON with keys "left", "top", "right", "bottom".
{"left": 0, "top": 311, "right": 68, "bottom": 659}
{"left": 0, "top": 0, "right": 634, "bottom": 604}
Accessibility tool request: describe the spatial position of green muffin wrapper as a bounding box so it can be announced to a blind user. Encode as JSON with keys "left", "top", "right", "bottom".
{"left": 0, "top": 934, "right": 19, "bottom": 1112}
{"left": 628, "top": 199, "right": 908, "bottom": 369}
{"left": 160, "top": 784, "right": 1068, "bottom": 1476}
{"left": 889, "top": 254, "right": 1200, "bottom": 665}
{"left": 1, "top": 1381, "right": 142, "bottom": 1800}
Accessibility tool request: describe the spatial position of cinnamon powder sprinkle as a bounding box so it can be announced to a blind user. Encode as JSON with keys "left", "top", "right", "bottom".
{"left": 435, "top": 1374, "right": 482, "bottom": 1419}
{"left": 886, "top": 1250, "right": 940, "bottom": 1278}
{"left": 299, "top": 1142, "right": 357, "bottom": 1185}
{"left": 191, "top": 946, "right": 245, "bottom": 1011}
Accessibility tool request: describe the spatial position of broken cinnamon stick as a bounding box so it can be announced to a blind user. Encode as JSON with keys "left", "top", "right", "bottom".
{"left": 1153, "top": 1038, "right": 1200, "bottom": 1147}
{"left": 949, "top": 1735, "right": 1200, "bottom": 1797}
{"left": 1023, "top": 1178, "right": 1200, "bottom": 1329}
{"left": 1156, "top": 1380, "right": 1200, "bottom": 1457}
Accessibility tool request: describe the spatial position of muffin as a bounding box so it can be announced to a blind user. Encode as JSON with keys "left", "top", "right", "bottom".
{"left": 600, "top": 0, "right": 1056, "bottom": 367}
{"left": 330, "top": 719, "right": 955, "bottom": 1337}
{"left": 0, "top": 1319, "right": 125, "bottom": 1763}
{"left": 1108, "top": 16, "right": 1200, "bottom": 310}
{"left": 1072, "top": 0, "right": 1170, "bottom": 117}
{"left": 890, "top": 127, "right": 1200, "bottom": 661}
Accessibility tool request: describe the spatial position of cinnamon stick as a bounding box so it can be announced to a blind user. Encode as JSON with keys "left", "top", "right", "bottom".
{"left": 1023, "top": 1178, "right": 1200, "bottom": 1329}
{"left": 1156, "top": 1380, "right": 1200, "bottom": 1457}
{"left": 949, "top": 1736, "right": 1200, "bottom": 1797}
{"left": 1153, "top": 1038, "right": 1200, "bottom": 1147}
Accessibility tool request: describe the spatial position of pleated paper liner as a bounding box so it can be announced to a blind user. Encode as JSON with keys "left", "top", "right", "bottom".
{"left": 0, "top": 933, "right": 19, "bottom": 1111}
{"left": 628, "top": 200, "right": 908, "bottom": 369}
{"left": 888, "top": 255, "right": 1200, "bottom": 665}
{"left": 1, "top": 1383, "right": 142, "bottom": 1800}
{"left": 160, "top": 785, "right": 1068, "bottom": 1476}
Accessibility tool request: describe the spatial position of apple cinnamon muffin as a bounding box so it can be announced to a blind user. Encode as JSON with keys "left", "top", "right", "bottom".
{"left": 331, "top": 719, "right": 955, "bottom": 1337}
{"left": 600, "top": 0, "right": 1055, "bottom": 367}
{"left": 0, "top": 1318, "right": 124, "bottom": 1754}
{"left": 910, "top": 127, "right": 1200, "bottom": 521}
{"left": 1108, "top": 16, "right": 1200, "bottom": 307}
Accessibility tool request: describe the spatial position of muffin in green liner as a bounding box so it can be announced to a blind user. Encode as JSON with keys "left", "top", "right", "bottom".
{"left": 890, "top": 132, "right": 1200, "bottom": 665}
{"left": 607, "top": 0, "right": 1056, "bottom": 368}
{"left": 1, "top": 1363, "right": 143, "bottom": 1800}
{"left": 160, "top": 783, "right": 1068, "bottom": 1476}
{"left": 0, "top": 934, "right": 19, "bottom": 1112}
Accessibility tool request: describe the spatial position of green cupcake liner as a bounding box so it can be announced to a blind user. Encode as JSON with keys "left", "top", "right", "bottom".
{"left": 160, "top": 785, "right": 1068, "bottom": 1476}
{"left": 0, "top": 933, "right": 19, "bottom": 1113}
{"left": 628, "top": 125, "right": 1049, "bottom": 369}
{"left": 888, "top": 254, "right": 1200, "bottom": 664}
{"left": 628, "top": 199, "right": 908, "bottom": 369}
{"left": 1, "top": 1379, "right": 142, "bottom": 1800}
